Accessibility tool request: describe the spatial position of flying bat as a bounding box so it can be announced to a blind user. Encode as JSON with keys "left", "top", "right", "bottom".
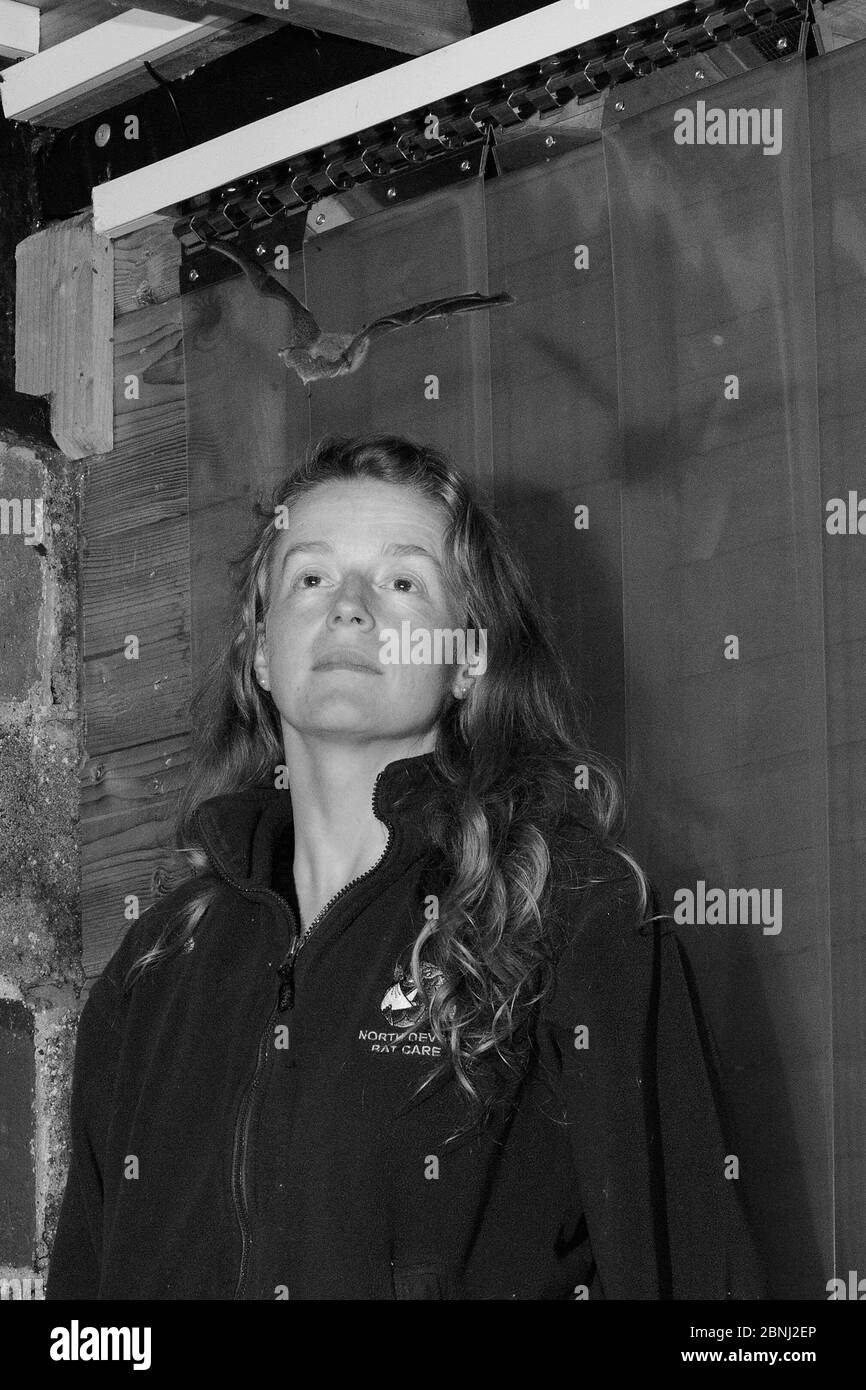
{"left": 205, "top": 236, "right": 514, "bottom": 384}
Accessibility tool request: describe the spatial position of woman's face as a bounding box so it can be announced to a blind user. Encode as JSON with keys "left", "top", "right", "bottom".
{"left": 254, "top": 479, "right": 469, "bottom": 752}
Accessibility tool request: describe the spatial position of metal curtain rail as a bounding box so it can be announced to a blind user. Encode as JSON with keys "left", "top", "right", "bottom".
{"left": 92, "top": 0, "right": 810, "bottom": 239}
{"left": 170, "top": 0, "right": 809, "bottom": 293}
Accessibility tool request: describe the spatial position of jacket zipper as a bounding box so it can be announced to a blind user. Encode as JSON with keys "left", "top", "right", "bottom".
{"left": 203, "top": 769, "right": 396, "bottom": 1300}
{"left": 230, "top": 1002, "right": 277, "bottom": 1300}
{"left": 276, "top": 792, "right": 395, "bottom": 1010}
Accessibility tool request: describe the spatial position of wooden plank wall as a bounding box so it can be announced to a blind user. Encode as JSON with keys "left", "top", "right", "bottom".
{"left": 80, "top": 222, "right": 192, "bottom": 977}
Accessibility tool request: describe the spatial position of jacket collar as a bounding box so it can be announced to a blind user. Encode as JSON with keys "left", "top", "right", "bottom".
{"left": 190, "top": 751, "right": 441, "bottom": 892}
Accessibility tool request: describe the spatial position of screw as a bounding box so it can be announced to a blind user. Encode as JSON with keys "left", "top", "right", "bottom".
{"left": 460, "top": 158, "right": 471, "bottom": 171}
{"left": 94, "top": 123, "right": 111, "bottom": 147}
{"left": 614, "top": 100, "right": 625, "bottom": 112}
{"left": 255, "top": 244, "right": 267, "bottom": 256}
{"left": 776, "top": 37, "right": 788, "bottom": 51}
{"left": 386, "top": 186, "right": 397, "bottom": 199}
{"left": 315, "top": 212, "right": 326, "bottom": 225}
{"left": 545, "top": 134, "right": 556, "bottom": 147}
{"left": 188, "top": 268, "right": 199, "bottom": 283}
{"left": 695, "top": 69, "right": 705, "bottom": 80}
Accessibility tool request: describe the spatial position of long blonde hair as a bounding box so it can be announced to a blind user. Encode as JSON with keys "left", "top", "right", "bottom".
{"left": 125, "top": 433, "right": 653, "bottom": 1131}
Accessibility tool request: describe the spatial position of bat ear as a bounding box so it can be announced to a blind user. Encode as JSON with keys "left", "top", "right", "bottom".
{"left": 347, "top": 338, "right": 371, "bottom": 374}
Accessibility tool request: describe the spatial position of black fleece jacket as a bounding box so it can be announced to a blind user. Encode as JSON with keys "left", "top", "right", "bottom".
{"left": 47, "top": 752, "right": 764, "bottom": 1301}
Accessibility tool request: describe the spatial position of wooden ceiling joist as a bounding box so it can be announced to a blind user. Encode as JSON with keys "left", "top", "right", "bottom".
{"left": 7, "top": 2, "right": 117, "bottom": 52}
{"left": 0, "top": 0, "right": 39, "bottom": 59}
{"left": 106, "top": 0, "right": 473, "bottom": 56}
{"left": 0, "top": 7, "right": 276, "bottom": 127}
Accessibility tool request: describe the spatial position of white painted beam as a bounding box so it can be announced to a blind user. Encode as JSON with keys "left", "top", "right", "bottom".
{"left": 0, "top": 0, "right": 39, "bottom": 60}
{"left": 90, "top": 0, "right": 669, "bottom": 239}
{"left": 0, "top": 7, "right": 233, "bottom": 123}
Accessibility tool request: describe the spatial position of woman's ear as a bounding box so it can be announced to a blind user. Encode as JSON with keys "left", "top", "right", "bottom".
{"left": 451, "top": 664, "right": 484, "bottom": 701}
{"left": 253, "top": 620, "right": 271, "bottom": 691}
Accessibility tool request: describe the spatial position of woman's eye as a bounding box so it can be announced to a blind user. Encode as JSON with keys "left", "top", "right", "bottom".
{"left": 293, "top": 572, "right": 420, "bottom": 592}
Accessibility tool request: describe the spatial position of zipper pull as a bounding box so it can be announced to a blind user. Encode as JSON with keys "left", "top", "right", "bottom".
{"left": 277, "top": 935, "right": 301, "bottom": 1011}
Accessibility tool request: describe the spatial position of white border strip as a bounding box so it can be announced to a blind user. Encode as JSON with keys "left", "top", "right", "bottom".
{"left": 91, "top": 0, "right": 666, "bottom": 238}
{"left": 0, "top": 7, "right": 232, "bottom": 123}
{"left": 0, "top": 0, "right": 39, "bottom": 60}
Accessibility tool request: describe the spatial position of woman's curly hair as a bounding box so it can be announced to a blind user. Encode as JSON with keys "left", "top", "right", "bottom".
{"left": 124, "top": 433, "right": 654, "bottom": 1135}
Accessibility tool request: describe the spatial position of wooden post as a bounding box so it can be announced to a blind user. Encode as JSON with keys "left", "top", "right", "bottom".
{"left": 15, "top": 211, "right": 114, "bottom": 459}
{"left": 80, "top": 219, "right": 192, "bottom": 974}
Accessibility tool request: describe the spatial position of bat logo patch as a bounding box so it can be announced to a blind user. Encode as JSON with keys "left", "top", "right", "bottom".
{"left": 380, "top": 958, "right": 443, "bottom": 1028}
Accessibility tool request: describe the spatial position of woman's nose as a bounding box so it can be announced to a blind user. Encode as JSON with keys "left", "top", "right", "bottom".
{"left": 329, "top": 575, "right": 375, "bottom": 621}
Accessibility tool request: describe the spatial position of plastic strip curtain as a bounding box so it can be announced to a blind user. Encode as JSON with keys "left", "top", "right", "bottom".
{"left": 807, "top": 39, "right": 866, "bottom": 1283}
{"left": 183, "top": 179, "right": 493, "bottom": 674}
{"left": 181, "top": 40, "right": 866, "bottom": 1296}
{"left": 599, "top": 54, "right": 830, "bottom": 1299}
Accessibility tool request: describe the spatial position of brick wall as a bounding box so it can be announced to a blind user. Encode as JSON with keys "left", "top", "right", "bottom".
{"left": 0, "top": 427, "right": 84, "bottom": 1299}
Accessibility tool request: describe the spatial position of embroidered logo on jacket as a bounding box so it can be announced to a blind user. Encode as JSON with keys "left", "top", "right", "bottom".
{"left": 380, "top": 959, "right": 442, "bottom": 1027}
{"left": 356, "top": 955, "right": 444, "bottom": 1056}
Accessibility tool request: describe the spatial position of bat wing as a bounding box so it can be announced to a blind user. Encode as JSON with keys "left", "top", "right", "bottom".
{"left": 345, "top": 290, "right": 514, "bottom": 357}
{"left": 204, "top": 238, "right": 321, "bottom": 348}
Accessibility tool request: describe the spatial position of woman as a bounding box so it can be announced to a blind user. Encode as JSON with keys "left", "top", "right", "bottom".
{"left": 48, "top": 433, "right": 763, "bottom": 1301}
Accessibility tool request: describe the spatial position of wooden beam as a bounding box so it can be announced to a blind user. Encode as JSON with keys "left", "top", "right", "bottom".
{"left": 15, "top": 211, "right": 114, "bottom": 459}
{"left": 80, "top": 223, "right": 192, "bottom": 972}
{"left": 38, "top": 3, "right": 116, "bottom": 50}
{"left": 92, "top": 0, "right": 663, "bottom": 238}
{"left": 3, "top": 3, "right": 133, "bottom": 54}
{"left": 114, "top": 220, "right": 181, "bottom": 315}
{"left": 0, "top": 0, "right": 39, "bottom": 59}
{"left": 106, "top": 0, "right": 259, "bottom": 22}
{"left": 117, "top": 0, "right": 473, "bottom": 55}
{"left": 83, "top": 295, "right": 191, "bottom": 749}
{"left": 28, "top": 18, "right": 276, "bottom": 127}
{"left": 0, "top": 7, "right": 240, "bottom": 126}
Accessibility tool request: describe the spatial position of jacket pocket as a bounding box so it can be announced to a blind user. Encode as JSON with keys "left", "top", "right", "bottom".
{"left": 392, "top": 1263, "right": 443, "bottom": 1300}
